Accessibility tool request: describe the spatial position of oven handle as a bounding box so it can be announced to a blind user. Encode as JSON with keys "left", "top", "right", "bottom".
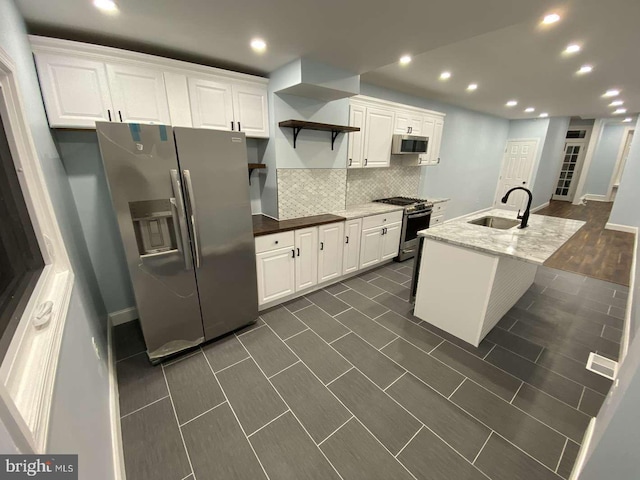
{"left": 407, "top": 210, "right": 432, "bottom": 219}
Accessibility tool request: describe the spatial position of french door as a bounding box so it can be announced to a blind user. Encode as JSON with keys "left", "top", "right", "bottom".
{"left": 552, "top": 141, "right": 586, "bottom": 201}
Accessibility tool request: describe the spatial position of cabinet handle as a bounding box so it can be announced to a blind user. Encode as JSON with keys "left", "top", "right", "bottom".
{"left": 348, "top": 158, "right": 352, "bottom": 167}
{"left": 275, "top": 240, "right": 279, "bottom": 244}
{"left": 231, "top": 121, "right": 234, "bottom": 131}
{"left": 292, "top": 249, "right": 295, "bottom": 258}
{"left": 364, "top": 159, "right": 368, "bottom": 166}
{"left": 238, "top": 122, "right": 241, "bottom": 131}
{"left": 345, "top": 236, "right": 349, "bottom": 244}
{"left": 297, "top": 248, "right": 300, "bottom": 257}
{"left": 320, "top": 242, "right": 324, "bottom": 251}
{"left": 107, "top": 109, "right": 111, "bottom": 121}
{"left": 118, "top": 111, "right": 123, "bottom": 122}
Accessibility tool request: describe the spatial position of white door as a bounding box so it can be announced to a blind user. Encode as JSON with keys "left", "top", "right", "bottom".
{"left": 430, "top": 118, "right": 444, "bottom": 165}
{"left": 381, "top": 223, "right": 402, "bottom": 261}
{"left": 256, "top": 247, "right": 295, "bottom": 305}
{"left": 348, "top": 104, "right": 365, "bottom": 168}
{"left": 295, "top": 227, "right": 318, "bottom": 292}
{"left": 318, "top": 223, "right": 344, "bottom": 283}
{"left": 34, "top": 53, "right": 114, "bottom": 128}
{"left": 359, "top": 226, "right": 383, "bottom": 269}
{"left": 232, "top": 83, "right": 269, "bottom": 138}
{"left": 363, "top": 107, "right": 394, "bottom": 167}
{"left": 610, "top": 130, "right": 634, "bottom": 201}
{"left": 106, "top": 63, "right": 171, "bottom": 124}
{"left": 188, "top": 77, "right": 234, "bottom": 131}
{"left": 552, "top": 141, "right": 587, "bottom": 202}
{"left": 494, "top": 139, "right": 538, "bottom": 210}
{"left": 342, "top": 218, "right": 362, "bottom": 275}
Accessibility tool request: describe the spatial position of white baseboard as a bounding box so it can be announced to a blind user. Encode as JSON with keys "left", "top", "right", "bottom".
{"left": 108, "top": 318, "right": 126, "bottom": 480}
{"left": 605, "top": 223, "right": 639, "bottom": 234}
{"left": 530, "top": 202, "right": 550, "bottom": 213}
{"left": 621, "top": 228, "right": 638, "bottom": 361}
{"left": 570, "top": 417, "right": 596, "bottom": 480}
{"left": 108, "top": 307, "right": 138, "bottom": 326}
{"left": 444, "top": 206, "right": 493, "bottom": 224}
{"left": 584, "top": 194, "right": 610, "bottom": 202}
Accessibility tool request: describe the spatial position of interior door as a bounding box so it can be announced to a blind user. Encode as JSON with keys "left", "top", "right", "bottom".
{"left": 342, "top": 219, "right": 362, "bottom": 275}
{"left": 188, "top": 77, "right": 235, "bottom": 131}
{"left": 494, "top": 139, "right": 538, "bottom": 211}
{"left": 295, "top": 227, "right": 318, "bottom": 291}
{"left": 318, "top": 222, "right": 344, "bottom": 283}
{"left": 348, "top": 104, "right": 365, "bottom": 168}
{"left": 232, "top": 83, "right": 269, "bottom": 138}
{"left": 552, "top": 141, "right": 586, "bottom": 202}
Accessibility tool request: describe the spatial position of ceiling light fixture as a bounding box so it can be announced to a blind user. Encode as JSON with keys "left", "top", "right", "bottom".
{"left": 542, "top": 13, "right": 561, "bottom": 25}
{"left": 609, "top": 100, "right": 624, "bottom": 107}
{"left": 613, "top": 108, "right": 627, "bottom": 115}
{"left": 539, "top": 113, "right": 549, "bottom": 118}
{"left": 623, "top": 118, "right": 633, "bottom": 123}
{"left": 577, "top": 65, "right": 593, "bottom": 74}
{"left": 440, "top": 71, "right": 451, "bottom": 80}
{"left": 93, "top": 0, "right": 118, "bottom": 12}
{"left": 524, "top": 107, "right": 535, "bottom": 113}
{"left": 603, "top": 89, "right": 620, "bottom": 97}
{"left": 250, "top": 38, "right": 267, "bottom": 53}
{"left": 506, "top": 100, "right": 518, "bottom": 107}
{"left": 564, "top": 44, "right": 581, "bottom": 54}
{"left": 399, "top": 55, "right": 412, "bottom": 65}
{"left": 467, "top": 83, "right": 478, "bottom": 91}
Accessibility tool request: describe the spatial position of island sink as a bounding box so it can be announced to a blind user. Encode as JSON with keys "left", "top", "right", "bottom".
{"left": 468, "top": 216, "right": 520, "bottom": 230}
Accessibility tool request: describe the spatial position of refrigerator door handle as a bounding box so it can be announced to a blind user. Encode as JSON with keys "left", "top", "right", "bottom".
{"left": 170, "top": 169, "right": 193, "bottom": 270}
{"left": 182, "top": 169, "right": 202, "bottom": 268}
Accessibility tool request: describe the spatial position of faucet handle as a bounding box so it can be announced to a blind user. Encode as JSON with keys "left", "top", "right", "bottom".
{"left": 516, "top": 209, "right": 523, "bottom": 219}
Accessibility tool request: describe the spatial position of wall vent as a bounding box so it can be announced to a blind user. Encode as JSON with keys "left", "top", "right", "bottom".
{"left": 586, "top": 352, "right": 618, "bottom": 380}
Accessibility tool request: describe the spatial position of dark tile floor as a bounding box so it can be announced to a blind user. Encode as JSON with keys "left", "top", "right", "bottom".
{"left": 114, "top": 260, "right": 626, "bottom": 480}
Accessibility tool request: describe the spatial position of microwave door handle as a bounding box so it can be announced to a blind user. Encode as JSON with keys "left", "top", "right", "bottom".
{"left": 182, "top": 169, "right": 202, "bottom": 269}
{"left": 170, "top": 169, "right": 193, "bottom": 270}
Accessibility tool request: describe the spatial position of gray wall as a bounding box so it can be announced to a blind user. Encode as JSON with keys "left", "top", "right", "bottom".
{"left": 531, "top": 117, "right": 570, "bottom": 209}
{"left": 360, "top": 83, "right": 510, "bottom": 220}
{"left": 584, "top": 124, "right": 626, "bottom": 197}
{"left": 0, "top": 1, "right": 114, "bottom": 476}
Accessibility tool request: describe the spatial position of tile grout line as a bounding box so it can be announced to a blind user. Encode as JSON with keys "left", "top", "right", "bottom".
{"left": 316, "top": 415, "right": 355, "bottom": 446}
{"left": 325, "top": 366, "right": 355, "bottom": 387}
{"left": 393, "top": 425, "right": 423, "bottom": 459}
{"left": 577, "top": 386, "right": 586, "bottom": 411}
{"left": 163, "top": 349, "right": 201, "bottom": 368}
{"left": 236, "top": 322, "right": 267, "bottom": 337}
{"left": 534, "top": 345, "right": 545, "bottom": 364}
{"left": 120, "top": 395, "right": 170, "bottom": 420}
{"left": 555, "top": 437, "right": 569, "bottom": 473}
{"left": 161, "top": 364, "right": 197, "bottom": 480}
{"left": 202, "top": 343, "right": 273, "bottom": 480}
{"left": 179, "top": 400, "right": 227, "bottom": 428}
{"left": 328, "top": 331, "right": 352, "bottom": 345}
{"left": 472, "top": 432, "right": 493, "bottom": 465}
{"left": 247, "top": 409, "right": 292, "bottom": 438}
{"left": 482, "top": 344, "right": 497, "bottom": 360}
{"left": 383, "top": 371, "right": 407, "bottom": 392}
{"left": 115, "top": 350, "right": 146, "bottom": 364}
{"left": 447, "top": 378, "right": 466, "bottom": 400}
{"left": 281, "top": 328, "right": 310, "bottom": 342}
{"left": 212, "top": 356, "right": 251, "bottom": 374}
{"left": 267, "top": 360, "right": 302, "bottom": 379}
{"left": 509, "top": 381, "right": 525, "bottom": 405}
{"left": 378, "top": 336, "right": 400, "bottom": 351}
{"left": 427, "top": 339, "right": 445, "bottom": 355}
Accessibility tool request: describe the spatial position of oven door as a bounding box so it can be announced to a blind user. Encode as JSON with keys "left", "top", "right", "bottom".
{"left": 404, "top": 210, "right": 432, "bottom": 243}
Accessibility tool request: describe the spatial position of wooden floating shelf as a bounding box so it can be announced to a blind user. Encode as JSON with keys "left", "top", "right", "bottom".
{"left": 278, "top": 120, "right": 360, "bottom": 150}
{"left": 248, "top": 163, "right": 266, "bottom": 184}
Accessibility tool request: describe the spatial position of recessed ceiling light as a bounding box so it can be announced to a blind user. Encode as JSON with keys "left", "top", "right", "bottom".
{"left": 613, "top": 108, "right": 627, "bottom": 115}
{"left": 623, "top": 117, "right": 633, "bottom": 123}
{"left": 603, "top": 89, "right": 620, "bottom": 97}
{"left": 542, "top": 13, "right": 561, "bottom": 25}
{"left": 399, "top": 55, "right": 412, "bottom": 65}
{"left": 250, "top": 38, "right": 267, "bottom": 53}
{"left": 506, "top": 100, "right": 518, "bottom": 107}
{"left": 524, "top": 107, "right": 535, "bottom": 113}
{"left": 564, "top": 44, "right": 581, "bottom": 54}
{"left": 609, "top": 100, "right": 624, "bottom": 107}
{"left": 539, "top": 113, "right": 549, "bottom": 118}
{"left": 577, "top": 65, "right": 593, "bottom": 74}
{"left": 93, "top": 0, "right": 118, "bottom": 12}
{"left": 467, "top": 83, "right": 478, "bottom": 91}
{"left": 440, "top": 71, "right": 451, "bottom": 80}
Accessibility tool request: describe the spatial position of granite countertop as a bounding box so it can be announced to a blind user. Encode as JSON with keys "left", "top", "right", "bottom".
{"left": 427, "top": 197, "right": 450, "bottom": 204}
{"left": 252, "top": 214, "right": 346, "bottom": 237}
{"left": 418, "top": 208, "right": 585, "bottom": 265}
{"left": 331, "top": 203, "right": 405, "bottom": 220}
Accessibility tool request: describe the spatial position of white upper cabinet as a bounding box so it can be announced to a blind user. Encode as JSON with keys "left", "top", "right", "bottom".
{"left": 106, "top": 63, "right": 171, "bottom": 124}
{"left": 34, "top": 53, "right": 114, "bottom": 128}
{"left": 431, "top": 118, "right": 444, "bottom": 164}
{"left": 347, "top": 104, "right": 365, "bottom": 168}
{"left": 188, "top": 77, "right": 234, "bottom": 131}
{"left": 394, "top": 112, "right": 423, "bottom": 135}
{"left": 232, "top": 83, "right": 269, "bottom": 138}
{"left": 363, "top": 107, "right": 395, "bottom": 168}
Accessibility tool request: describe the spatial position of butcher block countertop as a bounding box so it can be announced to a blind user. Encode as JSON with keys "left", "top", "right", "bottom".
{"left": 252, "top": 214, "right": 346, "bottom": 237}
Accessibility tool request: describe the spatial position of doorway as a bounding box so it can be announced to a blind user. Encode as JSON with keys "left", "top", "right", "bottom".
{"left": 552, "top": 141, "right": 587, "bottom": 202}
{"left": 494, "top": 139, "right": 538, "bottom": 211}
{"left": 608, "top": 128, "right": 634, "bottom": 201}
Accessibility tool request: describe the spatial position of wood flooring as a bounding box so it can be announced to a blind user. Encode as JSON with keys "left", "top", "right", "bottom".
{"left": 537, "top": 200, "right": 634, "bottom": 286}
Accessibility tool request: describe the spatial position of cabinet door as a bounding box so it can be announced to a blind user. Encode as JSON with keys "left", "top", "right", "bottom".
{"left": 408, "top": 115, "right": 423, "bottom": 135}
{"left": 256, "top": 247, "right": 295, "bottom": 305}
{"left": 295, "top": 227, "right": 318, "bottom": 292}
{"left": 187, "top": 77, "right": 234, "bottom": 131}
{"left": 342, "top": 218, "right": 362, "bottom": 275}
{"left": 363, "top": 107, "right": 394, "bottom": 167}
{"left": 232, "top": 83, "right": 269, "bottom": 138}
{"left": 421, "top": 116, "right": 436, "bottom": 165}
{"left": 106, "top": 63, "right": 171, "bottom": 124}
{"left": 381, "top": 222, "right": 402, "bottom": 261}
{"left": 318, "top": 222, "right": 345, "bottom": 283}
{"left": 34, "top": 53, "right": 114, "bottom": 128}
{"left": 347, "top": 104, "right": 365, "bottom": 168}
{"left": 359, "top": 226, "right": 383, "bottom": 269}
{"left": 431, "top": 118, "right": 444, "bottom": 165}
{"left": 393, "top": 112, "right": 411, "bottom": 134}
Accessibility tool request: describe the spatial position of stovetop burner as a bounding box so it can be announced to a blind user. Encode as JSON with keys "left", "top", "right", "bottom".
{"left": 373, "top": 196, "right": 430, "bottom": 206}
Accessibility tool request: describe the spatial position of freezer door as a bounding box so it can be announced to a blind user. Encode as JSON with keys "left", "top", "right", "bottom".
{"left": 173, "top": 128, "right": 259, "bottom": 339}
{"left": 96, "top": 122, "right": 204, "bottom": 359}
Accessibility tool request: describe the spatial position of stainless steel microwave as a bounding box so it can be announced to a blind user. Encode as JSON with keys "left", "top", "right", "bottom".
{"left": 392, "top": 134, "right": 429, "bottom": 154}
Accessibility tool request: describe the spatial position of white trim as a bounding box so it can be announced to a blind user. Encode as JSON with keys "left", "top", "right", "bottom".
{"left": 583, "top": 194, "right": 609, "bottom": 202}
{"left": 606, "top": 127, "right": 634, "bottom": 201}
{"left": 620, "top": 226, "right": 637, "bottom": 362}
{"left": 0, "top": 45, "right": 74, "bottom": 453}
{"left": 351, "top": 94, "right": 446, "bottom": 118}
{"left": 493, "top": 138, "right": 540, "bottom": 209}
{"left": 109, "top": 307, "right": 138, "bottom": 326}
{"left": 108, "top": 318, "right": 126, "bottom": 480}
{"left": 573, "top": 119, "right": 605, "bottom": 205}
{"left": 530, "top": 202, "right": 550, "bottom": 213}
{"left": 605, "top": 223, "right": 638, "bottom": 234}
{"left": 570, "top": 417, "right": 596, "bottom": 480}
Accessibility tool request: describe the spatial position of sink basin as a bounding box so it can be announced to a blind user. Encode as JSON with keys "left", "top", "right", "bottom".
{"left": 468, "top": 216, "right": 520, "bottom": 230}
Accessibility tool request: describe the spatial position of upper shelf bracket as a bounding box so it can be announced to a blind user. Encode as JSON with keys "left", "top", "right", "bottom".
{"left": 279, "top": 120, "right": 360, "bottom": 150}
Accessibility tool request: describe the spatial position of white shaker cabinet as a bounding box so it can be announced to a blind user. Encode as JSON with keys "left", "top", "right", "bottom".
{"left": 256, "top": 246, "right": 296, "bottom": 305}
{"left": 294, "top": 227, "right": 319, "bottom": 292}
{"left": 359, "top": 226, "right": 385, "bottom": 269}
{"left": 359, "top": 211, "right": 403, "bottom": 268}
{"left": 188, "top": 77, "right": 235, "bottom": 132}
{"left": 431, "top": 118, "right": 444, "bottom": 165}
{"left": 106, "top": 63, "right": 172, "bottom": 124}
{"left": 33, "top": 53, "right": 114, "bottom": 128}
{"left": 363, "top": 107, "right": 395, "bottom": 168}
{"left": 318, "top": 222, "right": 345, "bottom": 283}
{"left": 231, "top": 83, "right": 269, "bottom": 138}
{"left": 394, "top": 112, "right": 423, "bottom": 135}
{"left": 342, "top": 219, "right": 362, "bottom": 275}
{"left": 381, "top": 222, "right": 403, "bottom": 261}
{"left": 347, "top": 104, "right": 366, "bottom": 168}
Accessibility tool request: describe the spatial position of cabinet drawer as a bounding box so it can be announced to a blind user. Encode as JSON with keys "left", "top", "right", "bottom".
{"left": 432, "top": 202, "right": 448, "bottom": 215}
{"left": 255, "top": 231, "right": 295, "bottom": 254}
{"left": 430, "top": 214, "right": 444, "bottom": 226}
{"left": 362, "top": 211, "right": 403, "bottom": 230}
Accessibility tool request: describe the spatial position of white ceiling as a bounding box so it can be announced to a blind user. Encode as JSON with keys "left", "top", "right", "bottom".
{"left": 15, "top": 0, "right": 639, "bottom": 120}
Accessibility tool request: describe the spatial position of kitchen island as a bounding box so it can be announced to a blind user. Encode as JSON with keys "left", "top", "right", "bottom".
{"left": 413, "top": 209, "right": 585, "bottom": 347}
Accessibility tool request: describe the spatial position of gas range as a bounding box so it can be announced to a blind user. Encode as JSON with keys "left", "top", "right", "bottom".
{"left": 373, "top": 196, "right": 433, "bottom": 214}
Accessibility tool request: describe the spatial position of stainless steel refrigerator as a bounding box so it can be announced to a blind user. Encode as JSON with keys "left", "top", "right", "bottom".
{"left": 96, "top": 122, "right": 259, "bottom": 361}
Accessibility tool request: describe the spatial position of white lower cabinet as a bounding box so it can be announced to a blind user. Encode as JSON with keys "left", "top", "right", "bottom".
{"left": 295, "top": 228, "right": 319, "bottom": 291}
{"left": 318, "top": 223, "right": 344, "bottom": 283}
{"left": 342, "top": 219, "right": 362, "bottom": 275}
{"left": 381, "top": 222, "right": 402, "bottom": 261}
{"left": 359, "top": 211, "right": 403, "bottom": 269}
{"left": 256, "top": 246, "right": 296, "bottom": 305}
{"left": 359, "top": 227, "right": 385, "bottom": 269}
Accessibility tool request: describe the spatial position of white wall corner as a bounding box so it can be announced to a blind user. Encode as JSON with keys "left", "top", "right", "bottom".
{"left": 531, "top": 202, "right": 550, "bottom": 213}
{"left": 108, "top": 307, "right": 138, "bottom": 326}
{"left": 605, "top": 223, "right": 639, "bottom": 234}
{"left": 107, "top": 318, "right": 126, "bottom": 480}
{"left": 584, "top": 194, "right": 609, "bottom": 202}
{"left": 573, "top": 119, "right": 605, "bottom": 205}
